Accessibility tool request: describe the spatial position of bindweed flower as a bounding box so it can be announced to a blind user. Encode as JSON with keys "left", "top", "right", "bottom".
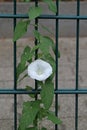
{"left": 28, "top": 59, "right": 52, "bottom": 81}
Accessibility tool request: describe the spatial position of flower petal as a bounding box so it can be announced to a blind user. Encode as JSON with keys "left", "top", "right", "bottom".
{"left": 28, "top": 59, "right": 52, "bottom": 81}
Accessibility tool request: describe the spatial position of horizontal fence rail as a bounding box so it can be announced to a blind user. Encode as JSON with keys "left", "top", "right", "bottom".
{"left": 0, "top": 0, "right": 87, "bottom": 130}
{"left": 0, "top": 89, "right": 87, "bottom": 94}
{"left": 0, "top": 14, "right": 87, "bottom": 19}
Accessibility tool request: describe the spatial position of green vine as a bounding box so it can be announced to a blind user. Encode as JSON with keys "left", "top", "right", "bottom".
{"left": 13, "top": 0, "right": 62, "bottom": 130}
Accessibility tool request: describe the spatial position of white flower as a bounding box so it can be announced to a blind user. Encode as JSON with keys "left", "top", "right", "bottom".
{"left": 28, "top": 59, "right": 52, "bottom": 81}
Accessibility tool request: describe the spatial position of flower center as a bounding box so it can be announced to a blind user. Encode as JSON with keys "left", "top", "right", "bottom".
{"left": 37, "top": 66, "right": 44, "bottom": 75}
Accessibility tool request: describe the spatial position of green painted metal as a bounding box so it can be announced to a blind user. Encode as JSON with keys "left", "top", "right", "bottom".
{"left": 75, "top": 0, "right": 80, "bottom": 129}
{"left": 55, "top": 0, "right": 59, "bottom": 130}
{"left": 0, "top": 0, "right": 87, "bottom": 130}
{"left": 0, "top": 14, "right": 87, "bottom": 19}
{"left": 13, "top": 0, "right": 17, "bottom": 130}
{"left": 0, "top": 89, "right": 87, "bottom": 94}
{"left": 35, "top": 0, "right": 39, "bottom": 100}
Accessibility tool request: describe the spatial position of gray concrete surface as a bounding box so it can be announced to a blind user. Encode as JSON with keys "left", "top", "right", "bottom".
{"left": 0, "top": 37, "right": 87, "bottom": 130}
{"left": 0, "top": 2, "right": 87, "bottom": 38}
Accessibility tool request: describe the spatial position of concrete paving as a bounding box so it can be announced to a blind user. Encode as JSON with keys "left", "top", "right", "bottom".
{"left": 0, "top": 37, "right": 87, "bottom": 130}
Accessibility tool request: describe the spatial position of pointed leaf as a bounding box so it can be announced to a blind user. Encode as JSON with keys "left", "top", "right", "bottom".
{"left": 43, "top": 0, "right": 57, "bottom": 13}
{"left": 40, "top": 24, "right": 54, "bottom": 35}
{"left": 17, "top": 63, "right": 27, "bottom": 80}
{"left": 43, "top": 54, "right": 55, "bottom": 80}
{"left": 39, "top": 36, "right": 54, "bottom": 54}
{"left": 29, "top": 6, "right": 42, "bottom": 20}
{"left": 48, "top": 1, "right": 57, "bottom": 13}
{"left": 17, "top": 46, "right": 31, "bottom": 80}
{"left": 47, "top": 112, "right": 62, "bottom": 124}
{"left": 21, "top": 46, "right": 31, "bottom": 63}
{"left": 19, "top": 101, "right": 40, "bottom": 130}
{"left": 41, "top": 81, "right": 54, "bottom": 109}
{"left": 13, "top": 20, "right": 30, "bottom": 42}
{"left": 18, "top": 73, "right": 28, "bottom": 82}
{"left": 26, "top": 86, "right": 35, "bottom": 98}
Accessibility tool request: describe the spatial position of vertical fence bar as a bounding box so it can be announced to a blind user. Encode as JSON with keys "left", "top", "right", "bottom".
{"left": 13, "top": 0, "right": 17, "bottom": 130}
{"left": 35, "top": 0, "right": 38, "bottom": 100}
{"left": 55, "top": 0, "right": 59, "bottom": 130}
{"left": 75, "top": 0, "right": 80, "bottom": 130}
{"left": 0, "top": 1, "right": 87, "bottom": 130}
{"left": 35, "top": 0, "right": 38, "bottom": 60}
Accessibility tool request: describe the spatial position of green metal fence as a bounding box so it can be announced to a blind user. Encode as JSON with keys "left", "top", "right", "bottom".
{"left": 0, "top": 0, "right": 87, "bottom": 130}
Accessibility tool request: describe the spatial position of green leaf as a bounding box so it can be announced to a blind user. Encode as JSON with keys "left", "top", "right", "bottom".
{"left": 26, "top": 127, "right": 38, "bottom": 130}
{"left": 31, "top": 44, "right": 40, "bottom": 53}
{"left": 39, "top": 36, "right": 54, "bottom": 54}
{"left": 43, "top": 0, "right": 57, "bottom": 13}
{"left": 23, "top": 0, "right": 31, "bottom": 2}
{"left": 38, "top": 108, "right": 48, "bottom": 120}
{"left": 19, "top": 101, "right": 40, "bottom": 130}
{"left": 18, "top": 73, "right": 28, "bottom": 82}
{"left": 29, "top": 6, "right": 42, "bottom": 20}
{"left": 33, "top": 30, "right": 41, "bottom": 41}
{"left": 26, "top": 86, "right": 35, "bottom": 98}
{"left": 48, "top": 1, "right": 57, "bottom": 13}
{"left": 21, "top": 46, "right": 31, "bottom": 63}
{"left": 17, "top": 46, "right": 31, "bottom": 80}
{"left": 40, "top": 24, "right": 54, "bottom": 36}
{"left": 47, "top": 112, "right": 62, "bottom": 124}
{"left": 39, "top": 35, "right": 59, "bottom": 58}
{"left": 29, "top": 44, "right": 40, "bottom": 60}
{"left": 33, "top": 31, "right": 55, "bottom": 55}
{"left": 17, "top": 62, "right": 27, "bottom": 80}
{"left": 43, "top": 0, "right": 52, "bottom": 2}
{"left": 41, "top": 127, "right": 47, "bottom": 130}
{"left": 13, "top": 20, "right": 30, "bottom": 42}
{"left": 43, "top": 54, "right": 55, "bottom": 77}
{"left": 40, "top": 81, "right": 54, "bottom": 109}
